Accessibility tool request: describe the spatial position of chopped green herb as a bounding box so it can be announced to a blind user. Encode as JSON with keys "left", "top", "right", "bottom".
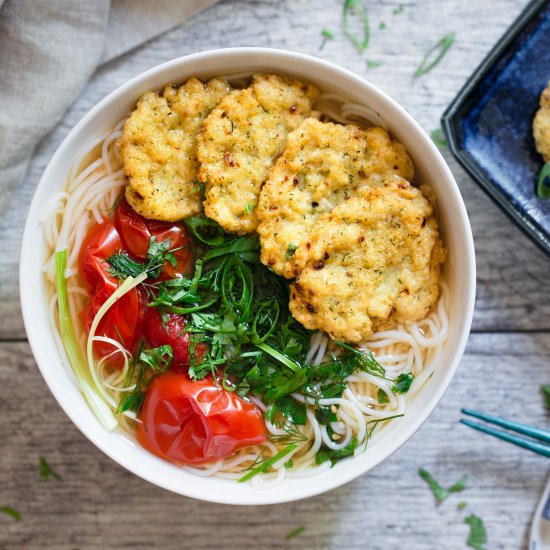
{"left": 320, "top": 28, "right": 335, "bottom": 50}
{"left": 377, "top": 388, "right": 389, "bottom": 404}
{"left": 537, "top": 162, "right": 550, "bottom": 199}
{"left": 245, "top": 203, "right": 256, "bottom": 214}
{"left": 464, "top": 514, "right": 488, "bottom": 550}
{"left": 284, "top": 459, "right": 294, "bottom": 469}
{"left": 238, "top": 444, "right": 297, "bottom": 482}
{"left": 343, "top": 0, "right": 370, "bottom": 52}
{"left": 105, "top": 193, "right": 123, "bottom": 216}
{"left": 285, "top": 243, "right": 297, "bottom": 260}
{"left": 39, "top": 456, "right": 62, "bottom": 481}
{"left": 392, "top": 372, "right": 414, "bottom": 394}
{"left": 419, "top": 468, "right": 468, "bottom": 504}
{"left": 0, "top": 506, "right": 21, "bottom": 521}
{"left": 378, "top": 21, "right": 386, "bottom": 29}
{"left": 431, "top": 128, "right": 447, "bottom": 148}
{"left": 457, "top": 500, "right": 468, "bottom": 510}
{"left": 541, "top": 384, "right": 550, "bottom": 408}
{"left": 266, "top": 397, "right": 307, "bottom": 426}
{"left": 106, "top": 236, "right": 182, "bottom": 280}
{"left": 414, "top": 33, "right": 455, "bottom": 78}
{"left": 393, "top": 4, "right": 404, "bottom": 15}
{"left": 285, "top": 526, "right": 306, "bottom": 540}
{"left": 316, "top": 436, "right": 359, "bottom": 466}
{"left": 139, "top": 345, "right": 173, "bottom": 372}
{"left": 366, "top": 60, "right": 382, "bottom": 70}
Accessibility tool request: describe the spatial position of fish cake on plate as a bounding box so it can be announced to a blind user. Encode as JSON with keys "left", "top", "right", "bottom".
{"left": 257, "top": 118, "right": 414, "bottom": 278}
{"left": 120, "top": 77, "right": 230, "bottom": 222}
{"left": 288, "top": 176, "right": 445, "bottom": 344}
{"left": 534, "top": 81, "right": 550, "bottom": 162}
{"left": 197, "top": 74, "right": 319, "bottom": 234}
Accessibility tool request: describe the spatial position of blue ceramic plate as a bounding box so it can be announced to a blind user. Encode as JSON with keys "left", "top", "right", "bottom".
{"left": 442, "top": 0, "right": 550, "bottom": 257}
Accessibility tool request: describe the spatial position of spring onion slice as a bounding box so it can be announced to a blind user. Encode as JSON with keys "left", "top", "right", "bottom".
{"left": 255, "top": 342, "right": 302, "bottom": 373}
{"left": 86, "top": 270, "right": 148, "bottom": 408}
{"left": 55, "top": 250, "right": 117, "bottom": 431}
{"left": 238, "top": 444, "right": 298, "bottom": 483}
{"left": 415, "top": 33, "right": 455, "bottom": 78}
{"left": 537, "top": 162, "right": 550, "bottom": 199}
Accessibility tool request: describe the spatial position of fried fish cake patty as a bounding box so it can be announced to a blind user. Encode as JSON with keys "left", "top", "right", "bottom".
{"left": 120, "top": 77, "right": 230, "bottom": 221}
{"left": 257, "top": 118, "right": 414, "bottom": 278}
{"left": 534, "top": 81, "right": 550, "bottom": 162}
{"left": 288, "top": 177, "right": 445, "bottom": 344}
{"left": 197, "top": 74, "right": 319, "bottom": 234}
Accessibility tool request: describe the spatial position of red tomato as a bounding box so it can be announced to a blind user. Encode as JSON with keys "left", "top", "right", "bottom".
{"left": 114, "top": 198, "right": 193, "bottom": 279}
{"left": 145, "top": 309, "right": 189, "bottom": 372}
{"left": 79, "top": 221, "right": 146, "bottom": 363}
{"left": 137, "top": 372, "right": 266, "bottom": 464}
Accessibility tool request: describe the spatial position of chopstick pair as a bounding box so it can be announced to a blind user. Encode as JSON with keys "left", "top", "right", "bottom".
{"left": 460, "top": 408, "right": 550, "bottom": 458}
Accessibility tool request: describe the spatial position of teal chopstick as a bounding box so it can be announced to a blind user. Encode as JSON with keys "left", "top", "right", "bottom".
{"left": 460, "top": 419, "right": 550, "bottom": 458}
{"left": 461, "top": 408, "right": 550, "bottom": 445}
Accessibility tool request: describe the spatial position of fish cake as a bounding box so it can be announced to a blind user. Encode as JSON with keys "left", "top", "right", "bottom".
{"left": 289, "top": 176, "right": 445, "bottom": 344}
{"left": 120, "top": 77, "right": 230, "bottom": 221}
{"left": 534, "top": 81, "right": 550, "bottom": 162}
{"left": 197, "top": 74, "right": 319, "bottom": 234}
{"left": 257, "top": 118, "right": 414, "bottom": 278}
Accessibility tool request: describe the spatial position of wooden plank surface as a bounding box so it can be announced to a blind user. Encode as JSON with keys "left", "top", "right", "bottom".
{"left": 1, "top": 333, "right": 549, "bottom": 549}
{"left": 2, "top": 0, "right": 550, "bottom": 549}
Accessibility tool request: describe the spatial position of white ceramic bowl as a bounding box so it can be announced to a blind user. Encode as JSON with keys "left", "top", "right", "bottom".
{"left": 20, "top": 48, "right": 475, "bottom": 505}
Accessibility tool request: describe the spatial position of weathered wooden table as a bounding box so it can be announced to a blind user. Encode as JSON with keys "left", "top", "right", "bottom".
{"left": 1, "top": 0, "right": 549, "bottom": 548}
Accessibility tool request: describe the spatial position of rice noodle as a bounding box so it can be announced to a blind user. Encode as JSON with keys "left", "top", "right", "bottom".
{"left": 41, "top": 82, "right": 449, "bottom": 488}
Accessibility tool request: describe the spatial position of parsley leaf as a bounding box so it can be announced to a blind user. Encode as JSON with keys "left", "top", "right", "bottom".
{"left": 139, "top": 345, "right": 173, "bottom": 372}
{"left": 39, "top": 456, "right": 62, "bottom": 481}
{"left": 464, "top": 514, "right": 488, "bottom": 550}
{"left": 377, "top": 388, "right": 389, "bottom": 404}
{"left": 316, "top": 436, "right": 359, "bottom": 466}
{"left": 419, "top": 468, "right": 468, "bottom": 504}
{"left": 0, "top": 506, "right": 21, "bottom": 521}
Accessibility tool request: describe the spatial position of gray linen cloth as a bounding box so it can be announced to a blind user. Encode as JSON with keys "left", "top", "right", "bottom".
{"left": 0, "top": 0, "right": 217, "bottom": 219}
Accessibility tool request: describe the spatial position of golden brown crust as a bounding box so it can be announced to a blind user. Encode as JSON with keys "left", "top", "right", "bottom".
{"left": 120, "top": 77, "right": 230, "bottom": 221}
{"left": 534, "top": 81, "right": 550, "bottom": 162}
{"left": 197, "top": 74, "right": 319, "bottom": 234}
{"left": 257, "top": 118, "right": 414, "bottom": 278}
{"left": 288, "top": 176, "right": 445, "bottom": 343}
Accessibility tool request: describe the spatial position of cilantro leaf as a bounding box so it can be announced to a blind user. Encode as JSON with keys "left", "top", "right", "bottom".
{"left": 39, "top": 456, "right": 62, "bottom": 481}
{"left": 315, "top": 436, "right": 359, "bottom": 466}
{"left": 465, "top": 514, "right": 487, "bottom": 550}
{"left": 419, "top": 468, "right": 468, "bottom": 504}
{"left": 392, "top": 372, "right": 414, "bottom": 394}
{"left": 139, "top": 345, "right": 173, "bottom": 372}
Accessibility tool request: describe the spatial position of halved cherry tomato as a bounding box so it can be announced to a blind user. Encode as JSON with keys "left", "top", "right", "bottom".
{"left": 114, "top": 198, "right": 193, "bottom": 279}
{"left": 79, "top": 221, "right": 146, "bottom": 363}
{"left": 137, "top": 372, "right": 266, "bottom": 464}
{"left": 145, "top": 309, "right": 189, "bottom": 372}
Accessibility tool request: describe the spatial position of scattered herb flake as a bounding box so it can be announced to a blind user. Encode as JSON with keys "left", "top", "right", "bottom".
{"left": 285, "top": 243, "right": 297, "bottom": 260}
{"left": 245, "top": 203, "right": 256, "bottom": 214}
{"left": 285, "top": 526, "right": 306, "bottom": 540}
{"left": 379, "top": 21, "right": 386, "bottom": 29}
{"left": 537, "top": 162, "right": 550, "bottom": 199}
{"left": 0, "top": 506, "right": 21, "bottom": 521}
{"left": 392, "top": 372, "right": 414, "bottom": 394}
{"left": 39, "top": 456, "right": 62, "bottom": 482}
{"left": 343, "top": 0, "right": 370, "bottom": 53}
{"left": 415, "top": 32, "right": 455, "bottom": 78}
{"left": 377, "top": 387, "right": 389, "bottom": 404}
{"left": 457, "top": 500, "right": 468, "bottom": 510}
{"left": 464, "top": 514, "right": 488, "bottom": 550}
{"left": 418, "top": 468, "right": 468, "bottom": 504}
{"left": 366, "top": 60, "right": 382, "bottom": 70}
{"left": 393, "top": 3, "right": 404, "bottom": 15}
{"left": 320, "top": 28, "right": 335, "bottom": 50}
{"left": 541, "top": 384, "right": 550, "bottom": 409}
{"left": 431, "top": 128, "right": 447, "bottom": 148}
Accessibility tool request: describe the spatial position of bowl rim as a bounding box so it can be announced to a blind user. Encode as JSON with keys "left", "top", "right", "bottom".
{"left": 20, "top": 47, "right": 476, "bottom": 505}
